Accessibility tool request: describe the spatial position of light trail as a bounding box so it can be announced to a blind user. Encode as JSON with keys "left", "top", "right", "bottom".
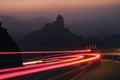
{"left": 0, "top": 49, "right": 91, "bottom": 54}
{"left": 23, "top": 54, "right": 84, "bottom": 65}
{"left": 0, "top": 53, "right": 101, "bottom": 80}
{"left": 0, "top": 55, "right": 83, "bottom": 73}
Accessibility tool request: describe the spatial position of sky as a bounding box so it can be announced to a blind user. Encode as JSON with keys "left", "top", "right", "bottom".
{"left": 0, "top": 0, "right": 119, "bottom": 38}
{"left": 0, "top": 0, "right": 119, "bottom": 20}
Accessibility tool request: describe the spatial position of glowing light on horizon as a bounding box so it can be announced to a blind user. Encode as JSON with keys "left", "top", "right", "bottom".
{"left": 0, "top": 0, "right": 119, "bottom": 13}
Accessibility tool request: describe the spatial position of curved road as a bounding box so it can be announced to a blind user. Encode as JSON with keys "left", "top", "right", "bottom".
{"left": 0, "top": 52, "right": 100, "bottom": 80}
{"left": 46, "top": 60, "right": 120, "bottom": 80}
{"left": 1, "top": 50, "right": 120, "bottom": 80}
{"left": 73, "top": 60, "right": 120, "bottom": 80}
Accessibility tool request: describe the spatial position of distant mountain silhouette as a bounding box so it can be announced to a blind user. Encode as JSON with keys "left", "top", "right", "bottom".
{"left": 0, "top": 22, "right": 22, "bottom": 68}
{"left": 104, "top": 34, "right": 120, "bottom": 48}
{"left": 22, "top": 15, "right": 82, "bottom": 50}
{"left": 0, "top": 10, "right": 120, "bottom": 41}
{"left": 68, "top": 16, "right": 120, "bottom": 38}
{"left": 24, "top": 16, "right": 52, "bottom": 27}
{"left": 67, "top": 4, "right": 120, "bottom": 37}
{"left": 0, "top": 15, "right": 52, "bottom": 41}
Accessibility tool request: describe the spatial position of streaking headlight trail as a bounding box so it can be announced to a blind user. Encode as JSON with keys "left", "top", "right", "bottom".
{"left": 0, "top": 52, "right": 101, "bottom": 80}
{"left": 0, "top": 49, "right": 91, "bottom": 54}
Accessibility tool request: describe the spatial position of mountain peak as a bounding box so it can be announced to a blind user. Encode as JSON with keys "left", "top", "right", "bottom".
{"left": 22, "top": 15, "right": 81, "bottom": 50}
{"left": 56, "top": 14, "right": 64, "bottom": 22}
{"left": 55, "top": 14, "right": 64, "bottom": 27}
{"left": 41, "top": 14, "right": 65, "bottom": 30}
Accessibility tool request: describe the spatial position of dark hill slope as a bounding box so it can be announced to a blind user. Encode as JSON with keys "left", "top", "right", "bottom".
{"left": 0, "top": 22, "right": 22, "bottom": 68}
{"left": 22, "top": 15, "right": 82, "bottom": 50}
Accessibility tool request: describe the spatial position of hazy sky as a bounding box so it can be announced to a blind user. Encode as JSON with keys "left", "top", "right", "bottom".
{"left": 0, "top": 0, "right": 119, "bottom": 20}
{"left": 0, "top": 0, "right": 119, "bottom": 37}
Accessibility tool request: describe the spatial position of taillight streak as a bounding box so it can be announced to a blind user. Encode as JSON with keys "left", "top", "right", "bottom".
{"left": 0, "top": 53, "right": 101, "bottom": 80}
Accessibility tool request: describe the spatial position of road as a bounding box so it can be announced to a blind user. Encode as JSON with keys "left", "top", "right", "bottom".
{"left": 1, "top": 50, "right": 120, "bottom": 80}
{"left": 7, "top": 60, "right": 120, "bottom": 80}
{"left": 72, "top": 60, "right": 120, "bottom": 80}
{"left": 0, "top": 50, "right": 101, "bottom": 80}
{"left": 44, "top": 60, "right": 120, "bottom": 80}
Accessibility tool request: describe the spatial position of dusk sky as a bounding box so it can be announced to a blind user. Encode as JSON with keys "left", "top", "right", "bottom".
{"left": 0, "top": 0, "right": 120, "bottom": 40}
{"left": 0, "top": 0, "right": 119, "bottom": 20}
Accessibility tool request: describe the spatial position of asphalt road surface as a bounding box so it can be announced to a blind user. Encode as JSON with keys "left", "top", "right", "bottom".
{"left": 73, "top": 60, "right": 120, "bottom": 80}
{"left": 3, "top": 59, "right": 120, "bottom": 80}
{"left": 1, "top": 50, "right": 120, "bottom": 80}
{"left": 0, "top": 52, "right": 100, "bottom": 80}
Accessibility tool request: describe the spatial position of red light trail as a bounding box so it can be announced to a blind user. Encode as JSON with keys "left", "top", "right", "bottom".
{"left": 0, "top": 49, "right": 91, "bottom": 54}
{"left": 23, "top": 54, "right": 84, "bottom": 65}
{"left": 0, "top": 53, "right": 101, "bottom": 80}
{"left": 0, "top": 55, "right": 83, "bottom": 73}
